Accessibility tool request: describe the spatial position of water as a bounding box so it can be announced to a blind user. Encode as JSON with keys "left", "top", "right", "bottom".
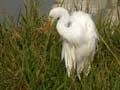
{"left": 40, "top": 0, "right": 55, "bottom": 14}
{"left": 0, "top": 0, "right": 119, "bottom": 23}
{"left": 0, "top": 0, "right": 55, "bottom": 22}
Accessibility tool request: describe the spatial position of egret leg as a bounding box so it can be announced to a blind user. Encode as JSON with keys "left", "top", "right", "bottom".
{"left": 84, "top": 53, "right": 94, "bottom": 76}
{"left": 67, "top": 68, "right": 71, "bottom": 77}
{"left": 84, "top": 64, "right": 91, "bottom": 76}
{"left": 76, "top": 60, "right": 84, "bottom": 80}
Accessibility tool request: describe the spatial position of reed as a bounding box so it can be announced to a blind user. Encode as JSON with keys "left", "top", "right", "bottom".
{"left": 0, "top": 0, "right": 120, "bottom": 90}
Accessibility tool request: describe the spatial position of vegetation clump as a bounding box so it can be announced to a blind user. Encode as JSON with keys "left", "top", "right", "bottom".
{"left": 0, "top": 0, "right": 120, "bottom": 90}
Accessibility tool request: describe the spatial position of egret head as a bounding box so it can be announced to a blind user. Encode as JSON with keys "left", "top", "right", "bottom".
{"left": 49, "top": 7, "right": 67, "bottom": 21}
{"left": 44, "top": 7, "right": 67, "bottom": 32}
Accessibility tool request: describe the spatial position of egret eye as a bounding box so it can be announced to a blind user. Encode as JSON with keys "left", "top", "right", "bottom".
{"left": 57, "top": 17, "right": 60, "bottom": 20}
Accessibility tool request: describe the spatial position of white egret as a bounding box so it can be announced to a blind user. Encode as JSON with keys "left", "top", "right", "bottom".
{"left": 45, "top": 7, "right": 99, "bottom": 80}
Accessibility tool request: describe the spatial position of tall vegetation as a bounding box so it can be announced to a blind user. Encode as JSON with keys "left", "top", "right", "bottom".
{"left": 0, "top": 0, "right": 120, "bottom": 90}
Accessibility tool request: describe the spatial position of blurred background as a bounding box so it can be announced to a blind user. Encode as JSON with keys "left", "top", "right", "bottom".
{"left": 0, "top": 0, "right": 55, "bottom": 22}
{"left": 0, "top": 0, "right": 120, "bottom": 18}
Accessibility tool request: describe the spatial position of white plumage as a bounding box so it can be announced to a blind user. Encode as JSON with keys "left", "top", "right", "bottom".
{"left": 48, "top": 7, "right": 99, "bottom": 80}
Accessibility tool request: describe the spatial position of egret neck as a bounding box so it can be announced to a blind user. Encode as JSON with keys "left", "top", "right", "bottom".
{"left": 56, "top": 10, "right": 70, "bottom": 38}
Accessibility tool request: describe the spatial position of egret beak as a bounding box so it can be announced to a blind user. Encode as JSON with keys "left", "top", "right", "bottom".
{"left": 44, "top": 17, "right": 52, "bottom": 32}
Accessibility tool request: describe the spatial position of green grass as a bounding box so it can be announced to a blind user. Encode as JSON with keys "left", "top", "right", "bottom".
{"left": 0, "top": 1, "right": 120, "bottom": 90}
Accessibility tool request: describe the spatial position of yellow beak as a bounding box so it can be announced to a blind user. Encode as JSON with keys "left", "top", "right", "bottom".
{"left": 44, "top": 17, "right": 52, "bottom": 32}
